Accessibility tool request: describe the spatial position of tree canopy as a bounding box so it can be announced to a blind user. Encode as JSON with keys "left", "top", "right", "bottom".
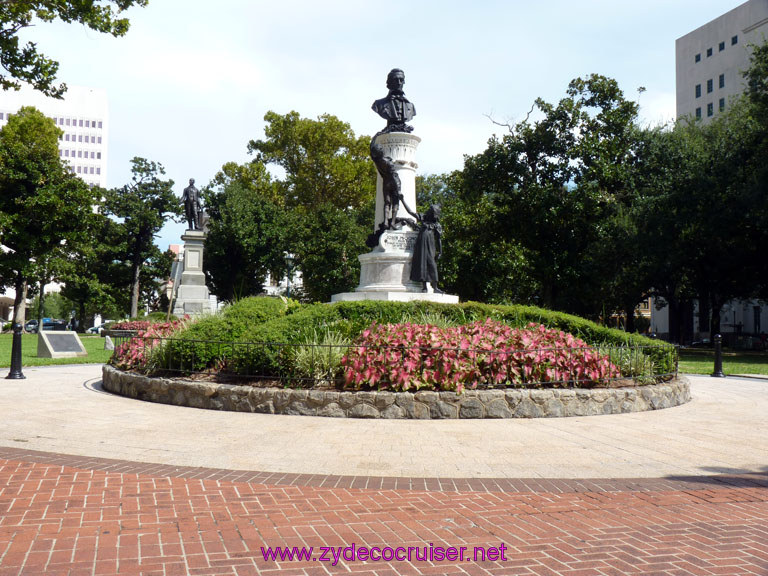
{"left": 103, "top": 157, "right": 180, "bottom": 318}
{"left": 0, "top": 0, "right": 147, "bottom": 97}
{"left": 0, "top": 106, "right": 99, "bottom": 322}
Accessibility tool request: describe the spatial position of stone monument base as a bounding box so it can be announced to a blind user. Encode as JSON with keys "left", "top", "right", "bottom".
{"left": 331, "top": 229, "right": 458, "bottom": 304}
{"left": 331, "top": 291, "right": 459, "bottom": 303}
{"left": 172, "top": 229, "right": 212, "bottom": 317}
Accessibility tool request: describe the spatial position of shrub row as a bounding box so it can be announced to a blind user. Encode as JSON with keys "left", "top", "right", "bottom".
{"left": 158, "top": 299, "right": 675, "bottom": 380}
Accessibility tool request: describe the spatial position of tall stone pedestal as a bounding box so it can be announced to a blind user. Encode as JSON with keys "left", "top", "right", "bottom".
{"left": 332, "top": 132, "right": 458, "bottom": 304}
{"left": 172, "top": 230, "right": 212, "bottom": 316}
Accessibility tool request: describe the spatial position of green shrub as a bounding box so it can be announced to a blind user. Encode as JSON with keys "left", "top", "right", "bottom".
{"left": 290, "top": 329, "right": 350, "bottom": 385}
{"left": 163, "top": 296, "right": 299, "bottom": 371}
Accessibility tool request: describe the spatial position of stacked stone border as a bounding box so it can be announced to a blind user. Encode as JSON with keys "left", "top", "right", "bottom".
{"left": 102, "top": 365, "right": 690, "bottom": 419}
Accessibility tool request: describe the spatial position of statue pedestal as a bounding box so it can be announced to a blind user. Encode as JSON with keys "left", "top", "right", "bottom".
{"left": 331, "top": 230, "right": 459, "bottom": 304}
{"left": 172, "top": 230, "right": 212, "bottom": 316}
{"left": 331, "top": 131, "right": 458, "bottom": 305}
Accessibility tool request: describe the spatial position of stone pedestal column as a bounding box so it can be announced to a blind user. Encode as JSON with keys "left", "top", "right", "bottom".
{"left": 373, "top": 132, "right": 420, "bottom": 230}
{"left": 172, "top": 230, "right": 212, "bottom": 316}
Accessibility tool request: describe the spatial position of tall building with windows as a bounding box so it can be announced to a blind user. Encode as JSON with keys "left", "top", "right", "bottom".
{"left": 0, "top": 85, "right": 108, "bottom": 187}
{"left": 676, "top": 0, "right": 768, "bottom": 122}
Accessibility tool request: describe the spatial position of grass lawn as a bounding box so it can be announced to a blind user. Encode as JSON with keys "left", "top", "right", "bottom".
{"left": 678, "top": 348, "right": 768, "bottom": 376}
{"left": 0, "top": 333, "right": 113, "bottom": 368}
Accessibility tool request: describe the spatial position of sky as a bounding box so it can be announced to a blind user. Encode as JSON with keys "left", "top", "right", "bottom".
{"left": 15, "top": 0, "right": 748, "bottom": 249}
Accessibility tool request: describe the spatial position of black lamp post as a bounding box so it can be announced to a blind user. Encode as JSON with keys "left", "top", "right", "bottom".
{"left": 711, "top": 333, "right": 725, "bottom": 378}
{"left": 6, "top": 322, "right": 25, "bottom": 379}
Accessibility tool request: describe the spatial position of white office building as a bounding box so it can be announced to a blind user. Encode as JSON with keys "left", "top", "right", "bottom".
{"left": 676, "top": 0, "right": 768, "bottom": 122}
{"left": 0, "top": 84, "right": 109, "bottom": 187}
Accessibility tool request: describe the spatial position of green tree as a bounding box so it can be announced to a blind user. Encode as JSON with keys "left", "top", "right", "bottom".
{"left": 244, "top": 111, "right": 377, "bottom": 301}
{"left": 0, "top": 106, "right": 98, "bottom": 324}
{"left": 462, "top": 75, "right": 640, "bottom": 313}
{"left": 0, "top": 0, "right": 148, "bottom": 97}
{"left": 103, "top": 157, "right": 180, "bottom": 318}
{"left": 248, "top": 111, "right": 375, "bottom": 210}
{"left": 203, "top": 162, "right": 288, "bottom": 301}
{"left": 60, "top": 214, "right": 133, "bottom": 325}
{"left": 416, "top": 173, "right": 538, "bottom": 303}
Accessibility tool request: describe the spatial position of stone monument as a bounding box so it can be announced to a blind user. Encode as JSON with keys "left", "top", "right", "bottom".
{"left": 332, "top": 69, "right": 458, "bottom": 303}
{"left": 172, "top": 178, "right": 212, "bottom": 316}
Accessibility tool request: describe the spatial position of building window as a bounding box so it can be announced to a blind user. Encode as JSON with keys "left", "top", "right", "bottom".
{"left": 707, "top": 102, "right": 714, "bottom": 117}
{"left": 97, "top": 152, "right": 101, "bottom": 159}
{"left": 90, "top": 167, "right": 95, "bottom": 174}
{"left": 695, "top": 53, "right": 701, "bottom": 63}
{"left": 78, "top": 119, "right": 83, "bottom": 127}
{"left": 98, "top": 121, "right": 103, "bottom": 129}
{"left": 97, "top": 136, "right": 102, "bottom": 144}
{"left": 695, "top": 84, "right": 702, "bottom": 98}
{"left": 78, "top": 150, "right": 82, "bottom": 158}
{"left": 719, "top": 98, "right": 725, "bottom": 111}
{"left": 719, "top": 74, "right": 725, "bottom": 89}
{"left": 91, "top": 135, "right": 96, "bottom": 143}
{"left": 707, "top": 47, "right": 713, "bottom": 57}
{"left": 719, "top": 41, "right": 725, "bottom": 52}
{"left": 96, "top": 167, "right": 101, "bottom": 175}
{"left": 76, "top": 166, "right": 81, "bottom": 174}
{"left": 696, "top": 107, "right": 702, "bottom": 119}
{"left": 64, "top": 150, "right": 69, "bottom": 157}
{"left": 0, "top": 113, "right": 3, "bottom": 120}
{"left": 732, "top": 35, "right": 738, "bottom": 45}
{"left": 66, "top": 118, "right": 70, "bottom": 126}
{"left": 707, "top": 79, "right": 714, "bottom": 93}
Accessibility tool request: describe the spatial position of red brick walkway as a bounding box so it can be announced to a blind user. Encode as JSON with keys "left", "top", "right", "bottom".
{"left": 0, "top": 447, "right": 766, "bottom": 576}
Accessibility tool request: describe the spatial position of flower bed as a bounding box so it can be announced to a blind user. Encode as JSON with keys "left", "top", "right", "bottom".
{"left": 342, "top": 320, "right": 620, "bottom": 392}
{"left": 111, "top": 318, "right": 188, "bottom": 372}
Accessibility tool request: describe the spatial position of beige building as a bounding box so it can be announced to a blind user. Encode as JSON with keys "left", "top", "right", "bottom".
{"left": 676, "top": 0, "right": 768, "bottom": 122}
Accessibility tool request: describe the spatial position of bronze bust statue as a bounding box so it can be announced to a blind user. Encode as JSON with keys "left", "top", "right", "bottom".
{"left": 371, "top": 68, "right": 415, "bottom": 134}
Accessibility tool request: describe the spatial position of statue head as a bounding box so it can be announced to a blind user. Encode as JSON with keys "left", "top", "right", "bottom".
{"left": 425, "top": 204, "right": 441, "bottom": 222}
{"left": 189, "top": 178, "right": 195, "bottom": 186}
{"left": 386, "top": 68, "right": 405, "bottom": 93}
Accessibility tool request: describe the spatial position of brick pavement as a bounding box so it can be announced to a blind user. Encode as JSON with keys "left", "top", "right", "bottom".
{"left": 1, "top": 447, "right": 766, "bottom": 576}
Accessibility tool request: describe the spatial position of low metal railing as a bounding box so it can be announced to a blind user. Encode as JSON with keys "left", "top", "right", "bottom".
{"left": 109, "top": 335, "right": 679, "bottom": 390}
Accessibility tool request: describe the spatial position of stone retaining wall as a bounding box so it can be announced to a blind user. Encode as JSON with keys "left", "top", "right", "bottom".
{"left": 102, "top": 365, "right": 690, "bottom": 419}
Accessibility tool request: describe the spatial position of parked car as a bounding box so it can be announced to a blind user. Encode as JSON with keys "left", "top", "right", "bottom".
{"left": 24, "top": 319, "right": 39, "bottom": 333}
{"left": 41, "top": 319, "right": 67, "bottom": 331}
{"left": 86, "top": 322, "right": 112, "bottom": 335}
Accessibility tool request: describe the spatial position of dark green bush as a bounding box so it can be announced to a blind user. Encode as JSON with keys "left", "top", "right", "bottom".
{"left": 164, "top": 296, "right": 298, "bottom": 371}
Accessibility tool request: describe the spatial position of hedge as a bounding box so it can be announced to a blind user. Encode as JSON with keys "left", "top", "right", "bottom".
{"left": 160, "top": 299, "right": 675, "bottom": 378}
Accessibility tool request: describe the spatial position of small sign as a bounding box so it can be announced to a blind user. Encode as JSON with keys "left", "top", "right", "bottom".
{"left": 37, "top": 331, "right": 88, "bottom": 359}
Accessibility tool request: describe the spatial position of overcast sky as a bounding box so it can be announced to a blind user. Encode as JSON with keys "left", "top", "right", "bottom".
{"left": 16, "top": 0, "right": 747, "bottom": 248}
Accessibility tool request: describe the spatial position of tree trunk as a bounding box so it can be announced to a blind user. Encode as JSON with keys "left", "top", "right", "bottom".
{"left": 667, "top": 296, "right": 680, "bottom": 345}
{"left": 79, "top": 301, "right": 86, "bottom": 333}
{"left": 710, "top": 298, "right": 722, "bottom": 337}
{"left": 11, "top": 275, "right": 27, "bottom": 325}
{"left": 37, "top": 279, "right": 46, "bottom": 331}
{"left": 624, "top": 302, "right": 636, "bottom": 333}
{"left": 129, "top": 260, "right": 141, "bottom": 319}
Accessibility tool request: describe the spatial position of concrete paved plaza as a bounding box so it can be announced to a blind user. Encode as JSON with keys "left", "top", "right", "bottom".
{"left": 0, "top": 364, "right": 766, "bottom": 575}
